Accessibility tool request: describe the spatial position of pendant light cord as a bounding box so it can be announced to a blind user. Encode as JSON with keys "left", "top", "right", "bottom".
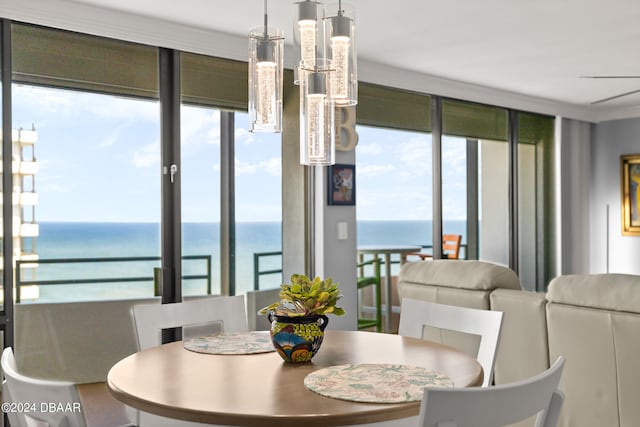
{"left": 263, "top": 0, "right": 268, "bottom": 38}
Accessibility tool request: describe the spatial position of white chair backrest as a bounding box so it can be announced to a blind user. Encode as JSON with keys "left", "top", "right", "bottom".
{"left": 1, "top": 347, "right": 86, "bottom": 427}
{"left": 245, "top": 288, "right": 281, "bottom": 331}
{"left": 419, "top": 356, "right": 565, "bottom": 427}
{"left": 2, "top": 380, "right": 25, "bottom": 427}
{"left": 398, "top": 298, "right": 503, "bottom": 386}
{"left": 132, "top": 295, "right": 248, "bottom": 351}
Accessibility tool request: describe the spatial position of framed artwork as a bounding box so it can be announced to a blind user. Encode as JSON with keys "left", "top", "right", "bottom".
{"left": 621, "top": 154, "right": 640, "bottom": 236}
{"left": 328, "top": 164, "right": 355, "bottom": 206}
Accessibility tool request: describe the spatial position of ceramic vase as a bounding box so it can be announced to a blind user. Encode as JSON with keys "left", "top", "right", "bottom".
{"left": 268, "top": 312, "right": 329, "bottom": 363}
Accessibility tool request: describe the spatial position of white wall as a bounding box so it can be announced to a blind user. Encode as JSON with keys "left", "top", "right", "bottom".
{"left": 591, "top": 118, "right": 640, "bottom": 274}
{"left": 315, "top": 150, "right": 358, "bottom": 331}
{"left": 518, "top": 144, "right": 537, "bottom": 290}
{"left": 479, "top": 140, "right": 509, "bottom": 267}
{"left": 559, "top": 118, "right": 592, "bottom": 275}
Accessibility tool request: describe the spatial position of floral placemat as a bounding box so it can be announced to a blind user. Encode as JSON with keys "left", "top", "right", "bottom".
{"left": 304, "top": 363, "right": 453, "bottom": 403}
{"left": 183, "top": 331, "right": 275, "bottom": 355}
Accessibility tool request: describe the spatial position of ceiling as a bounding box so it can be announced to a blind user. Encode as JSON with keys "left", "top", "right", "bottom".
{"left": 15, "top": 0, "right": 640, "bottom": 118}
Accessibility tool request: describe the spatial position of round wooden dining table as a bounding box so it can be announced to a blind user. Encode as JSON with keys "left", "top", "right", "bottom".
{"left": 107, "top": 330, "right": 483, "bottom": 427}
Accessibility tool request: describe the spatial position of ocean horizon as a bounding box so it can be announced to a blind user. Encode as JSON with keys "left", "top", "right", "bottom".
{"left": 20, "top": 220, "right": 466, "bottom": 303}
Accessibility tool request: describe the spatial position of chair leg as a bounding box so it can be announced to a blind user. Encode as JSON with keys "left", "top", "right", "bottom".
{"left": 375, "top": 278, "right": 382, "bottom": 332}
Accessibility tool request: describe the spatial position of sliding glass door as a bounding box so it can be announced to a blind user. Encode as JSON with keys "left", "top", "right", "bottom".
{"left": 11, "top": 24, "right": 161, "bottom": 303}
{"left": 477, "top": 139, "right": 510, "bottom": 265}
{"left": 180, "top": 104, "right": 221, "bottom": 296}
{"left": 234, "top": 111, "right": 282, "bottom": 293}
{"left": 355, "top": 125, "right": 433, "bottom": 261}
{"left": 441, "top": 136, "right": 468, "bottom": 258}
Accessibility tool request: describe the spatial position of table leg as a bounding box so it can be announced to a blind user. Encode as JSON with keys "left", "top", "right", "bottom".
{"left": 384, "top": 253, "right": 392, "bottom": 333}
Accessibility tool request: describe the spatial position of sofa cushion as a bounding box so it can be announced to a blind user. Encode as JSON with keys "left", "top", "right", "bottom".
{"left": 547, "top": 273, "right": 640, "bottom": 313}
{"left": 490, "top": 289, "right": 549, "bottom": 386}
{"left": 397, "top": 261, "right": 520, "bottom": 365}
{"left": 547, "top": 302, "right": 640, "bottom": 427}
{"left": 399, "top": 260, "right": 522, "bottom": 291}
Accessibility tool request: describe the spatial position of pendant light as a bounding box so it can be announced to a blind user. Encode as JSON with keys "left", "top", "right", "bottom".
{"left": 300, "top": 59, "right": 335, "bottom": 166}
{"left": 293, "top": 1, "right": 322, "bottom": 84}
{"left": 324, "top": 1, "right": 357, "bottom": 106}
{"left": 249, "top": 0, "right": 284, "bottom": 133}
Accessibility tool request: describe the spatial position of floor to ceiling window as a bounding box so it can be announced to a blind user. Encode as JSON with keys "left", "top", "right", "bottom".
{"left": 442, "top": 136, "right": 468, "bottom": 258}
{"left": 180, "top": 104, "right": 221, "bottom": 296}
{"left": 1, "top": 21, "right": 554, "bottom": 326}
{"left": 517, "top": 139, "right": 537, "bottom": 289}
{"left": 234, "top": 111, "right": 282, "bottom": 293}
{"left": 180, "top": 53, "right": 283, "bottom": 296}
{"left": 518, "top": 112, "right": 555, "bottom": 291}
{"left": 355, "top": 84, "right": 432, "bottom": 270}
{"left": 12, "top": 84, "right": 161, "bottom": 302}
{"left": 355, "top": 93, "right": 554, "bottom": 290}
{"left": 10, "top": 24, "right": 161, "bottom": 303}
{"left": 355, "top": 125, "right": 433, "bottom": 265}
{"left": 478, "top": 139, "right": 510, "bottom": 266}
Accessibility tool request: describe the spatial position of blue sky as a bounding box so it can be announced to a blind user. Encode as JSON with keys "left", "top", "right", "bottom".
{"left": 12, "top": 84, "right": 466, "bottom": 223}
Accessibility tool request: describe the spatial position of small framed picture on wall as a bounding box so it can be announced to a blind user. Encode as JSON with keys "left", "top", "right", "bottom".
{"left": 328, "top": 164, "right": 355, "bottom": 206}
{"left": 621, "top": 154, "right": 640, "bottom": 236}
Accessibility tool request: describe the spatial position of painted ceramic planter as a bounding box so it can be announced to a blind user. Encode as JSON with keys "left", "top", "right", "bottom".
{"left": 268, "top": 312, "right": 329, "bottom": 363}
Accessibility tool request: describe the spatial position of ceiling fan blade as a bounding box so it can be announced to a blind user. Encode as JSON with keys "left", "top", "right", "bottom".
{"left": 582, "top": 76, "right": 640, "bottom": 79}
{"left": 591, "top": 88, "right": 640, "bottom": 104}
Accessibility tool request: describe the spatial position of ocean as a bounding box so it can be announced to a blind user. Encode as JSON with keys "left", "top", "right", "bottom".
{"left": 22, "top": 221, "right": 466, "bottom": 303}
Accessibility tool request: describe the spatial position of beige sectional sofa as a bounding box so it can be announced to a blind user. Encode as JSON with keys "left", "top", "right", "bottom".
{"left": 398, "top": 260, "right": 640, "bottom": 427}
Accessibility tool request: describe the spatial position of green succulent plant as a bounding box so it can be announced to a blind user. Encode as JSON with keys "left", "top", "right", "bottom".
{"left": 259, "top": 274, "right": 345, "bottom": 317}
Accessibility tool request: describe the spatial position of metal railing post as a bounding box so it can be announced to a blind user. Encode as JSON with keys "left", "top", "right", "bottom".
{"left": 153, "top": 267, "right": 162, "bottom": 296}
{"left": 253, "top": 253, "right": 260, "bottom": 290}
{"left": 253, "top": 251, "right": 283, "bottom": 291}
{"left": 206, "top": 255, "right": 212, "bottom": 295}
{"left": 15, "top": 261, "right": 21, "bottom": 304}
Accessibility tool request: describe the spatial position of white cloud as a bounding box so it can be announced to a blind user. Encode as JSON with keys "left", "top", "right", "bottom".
{"left": 235, "top": 159, "right": 258, "bottom": 175}
{"left": 235, "top": 157, "right": 282, "bottom": 177}
{"left": 235, "top": 127, "right": 256, "bottom": 145}
{"left": 358, "top": 164, "right": 395, "bottom": 176}
{"left": 98, "top": 123, "right": 130, "bottom": 148}
{"left": 356, "top": 142, "right": 384, "bottom": 155}
{"left": 14, "top": 85, "right": 159, "bottom": 122}
{"left": 357, "top": 188, "right": 432, "bottom": 220}
{"left": 182, "top": 107, "right": 220, "bottom": 148}
{"left": 260, "top": 157, "right": 282, "bottom": 177}
{"left": 397, "top": 137, "right": 432, "bottom": 179}
{"left": 442, "top": 141, "right": 467, "bottom": 171}
{"left": 206, "top": 127, "right": 221, "bottom": 145}
{"left": 133, "top": 141, "right": 160, "bottom": 168}
{"left": 40, "top": 182, "right": 70, "bottom": 193}
{"left": 99, "top": 134, "right": 118, "bottom": 148}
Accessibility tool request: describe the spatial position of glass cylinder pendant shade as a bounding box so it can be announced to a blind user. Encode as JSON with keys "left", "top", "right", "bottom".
{"left": 324, "top": 3, "right": 357, "bottom": 106}
{"left": 300, "top": 59, "right": 335, "bottom": 166}
{"left": 294, "top": 1, "right": 322, "bottom": 85}
{"left": 249, "top": 26, "right": 284, "bottom": 133}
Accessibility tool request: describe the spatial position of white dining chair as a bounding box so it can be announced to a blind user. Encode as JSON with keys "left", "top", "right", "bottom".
{"left": 245, "top": 287, "right": 281, "bottom": 331}
{"left": 1, "top": 347, "right": 135, "bottom": 427}
{"left": 419, "top": 356, "right": 565, "bottom": 427}
{"left": 132, "top": 294, "right": 248, "bottom": 350}
{"left": 129, "top": 295, "right": 248, "bottom": 427}
{"left": 398, "top": 298, "right": 503, "bottom": 387}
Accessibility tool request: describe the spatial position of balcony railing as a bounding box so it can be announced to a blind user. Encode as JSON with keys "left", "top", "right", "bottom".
{"left": 252, "top": 245, "right": 468, "bottom": 291}
{"left": 14, "top": 255, "right": 212, "bottom": 303}
{"left": 253, "top": 251, "right": 283, "bottom": 290}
